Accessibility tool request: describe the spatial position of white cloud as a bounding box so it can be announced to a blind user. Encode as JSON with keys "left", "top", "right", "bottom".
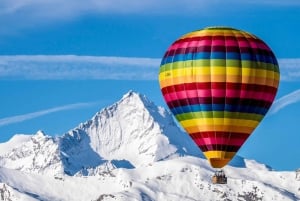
{"left": 278, "top": 59, "right": 300, "bottom": 81}
{"left": 1, "top": 55, "right": 299, "bottom": 118}
{"left": 1, "top": 0, "right": 299, "bottom": 16}
{"left": 0, "top": 0, "right": 203, "bottom": 22}
{"left": 0, "top": 102, "right": 96, "bottom": 127}
{"left": 0, "top": 0, "right": 298, "bottom": 36}
{"left": 0, "top": 55, "right": 160, "bottom": 80}
{"left": 267, "top": 59, "right": 300, "bottom": 114}
{"left": 268, "top": 89, "right": 300, "bottom": 115}
{"left": 243, "top": 0, "right": 300, "bottom": 6}
{"left": 0, "top": 0, "right": 299, "bottom": 24}
{"left": 1, "top": 55, "right": 300, "bottom": 81}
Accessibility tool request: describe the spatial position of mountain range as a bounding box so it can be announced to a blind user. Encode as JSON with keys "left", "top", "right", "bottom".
{"left": 0, "top": 91, "right": 299, "bottom": 201}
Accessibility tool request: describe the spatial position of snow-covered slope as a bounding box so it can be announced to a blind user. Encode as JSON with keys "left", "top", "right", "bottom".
{"left": 0, "top": 130, "right": 63, "bottom": 175}
{"left": 0, "top": 91, "right": 198, "bottom": 176}
{"left": 59, "top": 91, "right": 199, "bottom": 175}
{"left": 0, "top": 157, "right": 299, "bottom": 201}
{"left": 0, "top": 91, "right": 299, "bottom": 201}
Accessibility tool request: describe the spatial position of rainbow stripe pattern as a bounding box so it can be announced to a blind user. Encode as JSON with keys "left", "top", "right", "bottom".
{"left": 159, "top": 27, "right": 280, "bottom": 168}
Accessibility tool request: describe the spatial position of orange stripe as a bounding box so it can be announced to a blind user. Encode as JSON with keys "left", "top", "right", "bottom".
{"left": 181, "top": 30, "right": 252, "bottom": 39}
{"left": 184, "top": 124, "right": 255, "bottom": 134}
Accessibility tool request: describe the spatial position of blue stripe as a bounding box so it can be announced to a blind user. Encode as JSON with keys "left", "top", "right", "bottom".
{"left": 170, "top": 104, "right": 268, "bottom": 116}
{"left": 161, "top": 52, "right": 276, "bottom": 65}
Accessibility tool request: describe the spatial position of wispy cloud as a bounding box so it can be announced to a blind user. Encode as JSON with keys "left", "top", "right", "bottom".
{"left": 0, "top": 0, "right": 299, "bottom": 30}
{"left": 0, "top": 102, "right": 96, "bottom": 127}
{"left": 1, "top": 55, "right": 300, "bottom": 121}
{"left": 245, "top": 0, "right": 300, "bottom": 6}
{"left": 0, "top": 0, "right": 298, "bottom": 37}
{"left": 1, "top": 0, "right": 299, "bottom": 16}
{"left": 0, "top": 55, "right": 299, "bottom": 81}
{"left": 278, "top": 59, "right": 300, "bottom": 82}
{"left": 267, "top": 59, "right": 300, "bottom": 114}
{"left": 268, "top": 89, "right": 300, "bottom": 115}
{"left": 0, "top": 55, "right": 160, "bottom": 80}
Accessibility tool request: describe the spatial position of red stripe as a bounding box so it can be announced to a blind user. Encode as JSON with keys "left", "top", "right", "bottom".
{"left": 164, "top": 46, "right": 272, "bottom": 58}
{"left": 191, "top": 132, "right": 249, "bottom": 152}
{"left": 163, "top": 89, "right": 276, "bottom": 104}
{"left": 165, "top": 97, "right": 272, "bottom": 109}
{"left": 199, "top": 144, "right": 241, "bottom": 152}
{"left": 164, "top": 35, "right": 272, "bottom": 59}
{"left": 194, "top": 137, "right": 245, "bottom": 146}
{"left": 173, "top": 36, "right": 267, "bottom": 47}
{"left": 161, "top": 82, "right": 277, "bottom": 95}
{"left": 190, "top": 131, "right": 250, "bottom": 139}
{"left": 190, "top": 131, "right": 248, "bottom": 152}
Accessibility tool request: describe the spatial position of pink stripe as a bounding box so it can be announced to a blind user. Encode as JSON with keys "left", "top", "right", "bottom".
{"left": 169, "top": 38, "right": 271, "bottom": 52}
{"left": 168, "top": 42, "right": 271, "bottom": 52}
{"left": 193, "top": 137, "right": 245, "bottom": 146}
{"left": 239, "top": 90, "right": 275, "bottom": 101}
{"left": 212, "top": 89, "right": 226, "bottom": 97}
{"left": 212, "top": 40, "right": 225, "bottom": 46}
{"left": 186, "top": 90, "right": 199, "bottom": 97}
{"left": 163, "top": 89, "right": 275, "bottom": 103}
{"left": 238, "top": 41, "right": 270, "bottom": 51}
{"left": 225, "top": 40, "right": 239, "bottom": 46}
{"left": 257, "top": 43, "right": 271, "bottom": 51}
{"left": 164, "top": 90, "right": 211, "bottom": 101}
{"left": 168, "top": 40, "right": 212, "bottom": 51}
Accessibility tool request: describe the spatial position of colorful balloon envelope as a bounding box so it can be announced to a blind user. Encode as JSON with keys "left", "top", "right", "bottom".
{"left": 158, "top": 27, "right": 280, "bottom": 168}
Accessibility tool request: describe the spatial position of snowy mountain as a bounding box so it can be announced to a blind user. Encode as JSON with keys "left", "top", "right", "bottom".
{"left": 0, "top": 91, "right": 299, "bottom": 201}
{"left": 59, "top": 91, "right": 199, "bottom": 176}
{"left": 0, "top": 131, "right": 63, "bottom": 175}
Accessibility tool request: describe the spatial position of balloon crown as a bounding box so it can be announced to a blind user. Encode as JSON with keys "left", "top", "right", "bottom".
{"left": 204, "top": 26, "right": 239, "bottom": 31}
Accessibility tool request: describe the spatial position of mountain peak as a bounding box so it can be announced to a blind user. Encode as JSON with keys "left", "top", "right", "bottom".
{"left": 119, "top": 90, "right": 153, "bottom": 108}
{"left": 0, "top": 91, "right": 199, "bottom": 176}
{"left": 35, "top": 130, "right": 46, "bottom": 137}
{"left": 59, "top": 91, "right": 200, "bottom": 174}
{"left": 31, "top": 130, "right": 49, "bottom": 143}
{"left": 88, "top": 90, "right": 154, "bottom": 124}
{"left": 36, "top": 130, "right": 45, "bottom": 134}
{"left": 121, "top": 90, "right": 139, "bottom": 99}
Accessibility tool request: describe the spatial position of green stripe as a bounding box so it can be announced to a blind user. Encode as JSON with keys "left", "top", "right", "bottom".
{"left": 160, "top": 59, "right": 279, "bottom": 73}
{"left": 204, "top": 27, "right": 239, "bottom": 31}
{"left": 175, "top": 111, "right": 264, "bottom": 122}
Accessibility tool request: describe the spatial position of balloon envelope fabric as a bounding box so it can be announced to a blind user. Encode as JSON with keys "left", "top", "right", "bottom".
{"left": 158, "top": 27, "right": 280, "bottom": 168}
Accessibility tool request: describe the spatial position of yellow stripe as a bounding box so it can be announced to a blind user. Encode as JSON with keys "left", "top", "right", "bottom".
{"left": 184, "top": 124, "right": 255, "bottom": 134}
{"left": 203, "top": 151, "right": 236, "bottom": 159}
{"left": 180, "top": 118, "right": 259, "bottom": 128}
{"left": 159, "top": 75, "right": 279, "bottom": 89}
{"left": 159, "top": 67, "right": 279, "bottom": 82}
{"left": 204, "top": 151, "right": 236, "bottom": 168}
{"left": 181, "top": 30, "right": 252, "bottom": 39}
{"left": 160, "top": 59, "right": 279, "bottom": 74}
{"left": 175, "top": 111, "right": 264, "bottom": 122}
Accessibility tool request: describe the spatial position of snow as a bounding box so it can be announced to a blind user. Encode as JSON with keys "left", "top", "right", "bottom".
{"left": 0, "top": 157, "right": 299, "bottom": 201}
{"left": 0, "top": 130, "right": 63, "bottom": 176}
{"left": 0, "top": 134, "right": 32, "bottom": 154}
{"left": 59, "top": 90, "right": 198, "bottom": 175}
{"left": 244, "top": 159, "right": 272, "bottom": 171}
{"left": 0, "top": 91, "right": 299, "bottom": 201}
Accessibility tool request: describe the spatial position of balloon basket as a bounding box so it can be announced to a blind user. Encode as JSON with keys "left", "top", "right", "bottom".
{"left": 212, "top": 169, "right": 227, "bottom": 184}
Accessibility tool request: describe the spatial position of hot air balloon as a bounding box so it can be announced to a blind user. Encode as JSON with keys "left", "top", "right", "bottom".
{"left": 158, "top": 27, "right": 280, "bottom": 171}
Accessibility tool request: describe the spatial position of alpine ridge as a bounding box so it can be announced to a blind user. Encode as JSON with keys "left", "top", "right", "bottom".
{"left": 59, "top": 90, "right": 200, "bottom": 175}
{"left": 0, "top": 91, "right": 199, "bottom": 176}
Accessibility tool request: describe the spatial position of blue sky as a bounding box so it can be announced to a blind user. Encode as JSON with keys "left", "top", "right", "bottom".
{"left": 0, "top": 0, "right": 300, "bottom": 170}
